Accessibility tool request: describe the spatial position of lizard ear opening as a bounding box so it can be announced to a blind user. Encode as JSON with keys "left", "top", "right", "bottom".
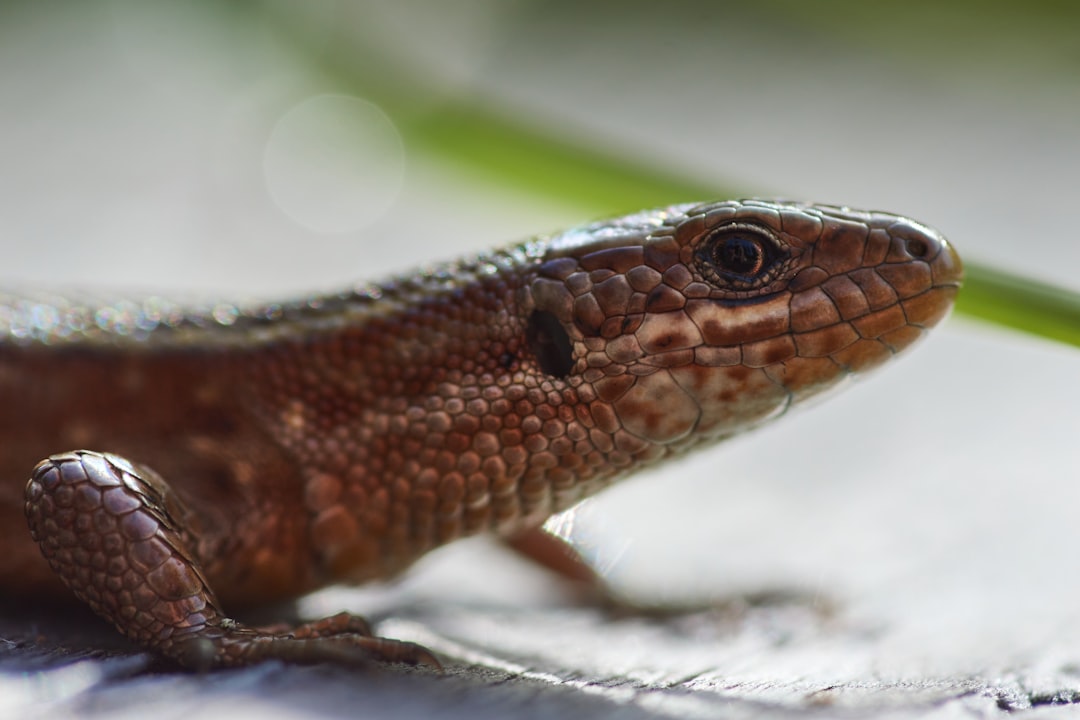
{"left": 526, "top": 310, "right": 574, "bottom": 379}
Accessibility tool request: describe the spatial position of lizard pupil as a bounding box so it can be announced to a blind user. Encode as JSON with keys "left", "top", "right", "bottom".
{"left": 714, "top": 235, "right": 764, "bottom": 276}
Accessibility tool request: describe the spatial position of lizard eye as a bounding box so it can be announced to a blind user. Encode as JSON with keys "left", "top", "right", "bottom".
{"left": 695, "top": 223, "right": 789, "bottom": 291}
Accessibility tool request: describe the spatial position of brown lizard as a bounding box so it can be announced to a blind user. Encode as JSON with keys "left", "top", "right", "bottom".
{"left": 0, "top": 200, "right": 961, "bottom": 669}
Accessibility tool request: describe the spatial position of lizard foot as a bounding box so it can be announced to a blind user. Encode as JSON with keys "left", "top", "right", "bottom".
{"left": 24, "top": 450, "right": 440, "bottom": 671}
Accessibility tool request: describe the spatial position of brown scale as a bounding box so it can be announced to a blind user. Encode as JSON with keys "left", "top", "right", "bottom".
{"left": 3, "top": 200, "right": 961, "bottom": 669}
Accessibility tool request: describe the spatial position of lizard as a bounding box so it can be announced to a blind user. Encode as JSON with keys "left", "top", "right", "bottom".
{"left": 0, "top": 199, "right": 961, "bottom": 669}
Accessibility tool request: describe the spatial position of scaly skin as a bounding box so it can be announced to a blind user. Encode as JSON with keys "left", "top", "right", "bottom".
{"left": 1, "top": 200, "right": 961, "bottom": 668}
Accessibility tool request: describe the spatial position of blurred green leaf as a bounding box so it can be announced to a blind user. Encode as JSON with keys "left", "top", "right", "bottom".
{"left": 956, "top": 263, "right": 1080, "bottom": 348}
{"left": 403, "top": 105, "right": 727, "bottom": 215}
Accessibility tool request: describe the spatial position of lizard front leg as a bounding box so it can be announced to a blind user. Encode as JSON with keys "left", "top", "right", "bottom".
{"left": 24, "top": 450, "right": 439, "bottom": 670}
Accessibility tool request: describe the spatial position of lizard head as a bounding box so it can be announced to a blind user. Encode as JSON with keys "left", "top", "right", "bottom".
{"left": 245, "top": 198, "right": 962, "bottom": 544}
{"left": 525, "top": 199, "right": 962, "bottom": 451}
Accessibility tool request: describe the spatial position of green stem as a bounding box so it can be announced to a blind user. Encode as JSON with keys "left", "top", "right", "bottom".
{"left": 956, "top": 263, "right": 1080, "bottom": 348}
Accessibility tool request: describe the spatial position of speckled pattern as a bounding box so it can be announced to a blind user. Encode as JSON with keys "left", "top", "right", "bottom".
{"left": 5, "top": 200, "right": 961, "bottom": 669}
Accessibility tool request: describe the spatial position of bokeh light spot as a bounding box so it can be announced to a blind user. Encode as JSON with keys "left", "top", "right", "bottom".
{"left": 263, "top": 94, "right": 404, "bottom": 234}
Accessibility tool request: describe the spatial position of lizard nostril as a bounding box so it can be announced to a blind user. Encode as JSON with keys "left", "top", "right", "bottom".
{"left": 905, "top": 235, "right": 931, "bottom": 260}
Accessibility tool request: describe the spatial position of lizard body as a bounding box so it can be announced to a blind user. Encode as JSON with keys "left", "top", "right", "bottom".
{"left": 1, "top": 200, "right": 961, "bottom": 667}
